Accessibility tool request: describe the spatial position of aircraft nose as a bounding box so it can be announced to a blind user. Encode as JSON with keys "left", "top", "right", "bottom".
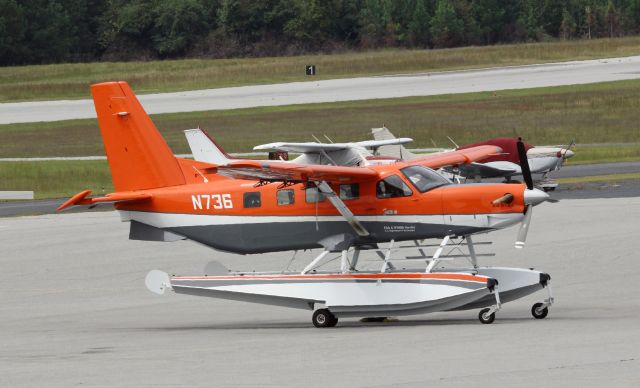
{"left": 524, "top": 188, "right": 549, "bottom": 206}
{"left": 563, "top": 149, "right": 575, "bottom": 159}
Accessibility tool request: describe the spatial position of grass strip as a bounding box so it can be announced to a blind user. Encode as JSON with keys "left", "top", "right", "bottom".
{"left": 1, "top": 79, "right": 639, "bottom": 158}
{"left": 0, "top": 160, "right": 113, "bottom": 199}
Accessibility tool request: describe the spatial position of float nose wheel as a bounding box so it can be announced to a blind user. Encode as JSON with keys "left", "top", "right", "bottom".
{"left": 312, "top": 308, "right": 338, "bottom": 328}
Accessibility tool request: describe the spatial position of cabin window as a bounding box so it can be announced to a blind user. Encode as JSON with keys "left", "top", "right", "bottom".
{"left": 243, "top": 192, "right": 261, "bottom": 208}
{"left": 401, "top": 165, "right": 450, "bottom": 193}
{"left": 305, "top": 187, "right": 326, "bottom": 203}
{"left": 339, "top": 184, "right": 359, "bottom": 200}
{"left": 277, "top": 189, "right": 295, "bottom": 205}
{"left": 376, "top": 175, "right": 413, "bottom": 198}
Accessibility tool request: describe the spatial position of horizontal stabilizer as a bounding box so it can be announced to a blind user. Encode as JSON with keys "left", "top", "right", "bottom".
{"left": 57, "top": 190, "right": 151, "bottom": 211}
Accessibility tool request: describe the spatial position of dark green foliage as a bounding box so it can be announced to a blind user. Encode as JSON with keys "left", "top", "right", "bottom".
{"left": 430, "top": 0, "right": 464, "bottom": 48}
{"left": 2, "top": 0, "right": 640, "bottom": 65}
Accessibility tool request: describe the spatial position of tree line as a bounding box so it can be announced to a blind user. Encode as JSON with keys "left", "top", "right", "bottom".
{"left": 1, "top": 0, "right": 639, "bottom": 66}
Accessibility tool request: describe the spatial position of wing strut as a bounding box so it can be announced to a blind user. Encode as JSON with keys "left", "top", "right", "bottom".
{"left": 315, "top": 181, "right": 369, "bottom": 237}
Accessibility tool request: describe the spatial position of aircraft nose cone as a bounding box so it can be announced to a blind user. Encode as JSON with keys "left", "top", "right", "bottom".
{"left": 563, "top": 149, "right": 575, "bottom": 159}
{"left": 524, "top": 188, "right": 549, "bottom": 206}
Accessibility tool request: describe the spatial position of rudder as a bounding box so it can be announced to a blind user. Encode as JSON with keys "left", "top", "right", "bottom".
{"left": 92, "top": 81, "right": 185, "bottom": 191}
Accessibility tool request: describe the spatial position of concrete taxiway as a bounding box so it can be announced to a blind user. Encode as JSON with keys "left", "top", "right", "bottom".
{"left": 1, "top": 197, "right": 639, "bottom": 387}
{"left": 2, "top": 55, "right": 640, "bottom": 124}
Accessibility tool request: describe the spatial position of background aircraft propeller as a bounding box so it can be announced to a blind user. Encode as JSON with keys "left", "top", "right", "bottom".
{"left": 555, "top": 138, "right": 576, "bottom": 170}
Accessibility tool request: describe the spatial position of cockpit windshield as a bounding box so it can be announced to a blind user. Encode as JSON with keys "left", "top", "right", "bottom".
{"left": 400, "top": 165, "right": 451, "bottom": 193}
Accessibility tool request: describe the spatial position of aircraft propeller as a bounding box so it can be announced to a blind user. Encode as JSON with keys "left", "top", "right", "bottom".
{"left": 515, "top": 137, "right": 549, "bottom": 249}
{"left": 555, "top": 138, "right": 576, "bottom": 171}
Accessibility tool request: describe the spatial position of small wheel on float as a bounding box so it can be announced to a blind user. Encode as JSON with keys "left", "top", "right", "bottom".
{"left": 531, "top": 302, "right": 549, "bottom": 319}
{"left": 478, "top": 308, "right": 496, "bottom": 324}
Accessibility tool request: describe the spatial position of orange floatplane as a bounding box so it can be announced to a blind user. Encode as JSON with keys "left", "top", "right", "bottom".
{"left": 60, "top": 82, "right": 554, "bottom": 327}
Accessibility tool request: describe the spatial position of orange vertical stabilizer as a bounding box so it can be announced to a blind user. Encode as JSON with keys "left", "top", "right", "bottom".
{"left": 91, "top": 81, "right": 185, "bottom": 192}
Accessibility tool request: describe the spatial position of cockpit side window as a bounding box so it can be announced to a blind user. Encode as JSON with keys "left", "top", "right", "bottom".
{"left": 401, "top": 165, "right": 451, "bottom": 193}
{"left": 243, "top": 192, "right": 261, "bottom": 208}
{"left": 376, "top": 175, "right": 413, "bottom": 198}
{"left": 305, "top": 187, "right": 326, "bottom": 203}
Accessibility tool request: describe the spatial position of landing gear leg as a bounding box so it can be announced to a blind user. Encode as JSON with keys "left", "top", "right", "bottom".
{"left": 312, "top": 308, "right": 338, "bottom": 328}
{"left": 479, "top": 284, "right": 501, "bottom": 324}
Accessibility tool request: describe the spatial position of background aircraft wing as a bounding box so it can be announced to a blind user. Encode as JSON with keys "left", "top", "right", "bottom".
{"left": 409, "top": 145, "right": 502, "bottom": 170}
{"left": 254, "top": 142, "right": 349, "bottom": 153}
{"left": 456, "top": 161, "right": 519, "bottom": 178}
{"left": 355, "top": 138, "right": 413, "bottom": 149}
{"left": 211, "top": 160, "right": 378, "bottom": 182}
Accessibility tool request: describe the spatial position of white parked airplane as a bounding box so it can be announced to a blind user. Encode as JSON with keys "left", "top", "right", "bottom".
{"left": 184, "top": 127, "right": 413, "bottom": 167}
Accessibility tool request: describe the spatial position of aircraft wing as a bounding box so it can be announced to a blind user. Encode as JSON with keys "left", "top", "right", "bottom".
{"left": 409, "top": 145, "right": 502, "bottom": 170}
{"left": 456, "top": 161, "right": 519, "bottom": 178}
{"left": 254, "top": 142, "right": 349, "bottom": 153}
{"left": 210, "top": 160, "right": 378, "bottom": 183}
{"left": 354, "top": 138, "right": 413, "bottom": 149}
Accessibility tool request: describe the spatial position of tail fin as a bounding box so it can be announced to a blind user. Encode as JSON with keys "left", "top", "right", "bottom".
{"left": 371, "top": 127, "right": 417, "bottom": 160}
{"left": 92, "top": 82, "right": 185, "bottom": 191}
{"left": 184, "top": 128, "right": 233, "bottom": 165}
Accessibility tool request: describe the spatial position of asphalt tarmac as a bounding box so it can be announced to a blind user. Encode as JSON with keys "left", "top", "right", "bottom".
{"left": 1, "top": 195, "right": 639, "bottom": 387}
{"left": 2, "top": 55, "right": 640, "bottom": 124}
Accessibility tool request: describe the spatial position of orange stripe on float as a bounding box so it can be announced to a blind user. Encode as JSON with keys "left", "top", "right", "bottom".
{"left": 173, "top": 273, "right": 488, "bottom": 283}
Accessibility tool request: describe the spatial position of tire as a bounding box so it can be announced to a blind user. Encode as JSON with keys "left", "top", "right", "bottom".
{"left": 531, "top": 302, "right": 549, "bottom": 319}
{"left": 313, "top": 309, "right": 337, "bottom": 328}
{"left": 478, "top": 308, "right": 496, "bottom": 324}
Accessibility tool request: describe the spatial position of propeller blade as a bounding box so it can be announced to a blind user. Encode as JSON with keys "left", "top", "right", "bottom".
{"left": 557, "top": 138, "right": 576, "bottom": 170}
{"left": 517, "top": 137, "right": 534, "bottom": 190}
{"left": 515, "top": 205, "right": 533, "bottom": 249}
